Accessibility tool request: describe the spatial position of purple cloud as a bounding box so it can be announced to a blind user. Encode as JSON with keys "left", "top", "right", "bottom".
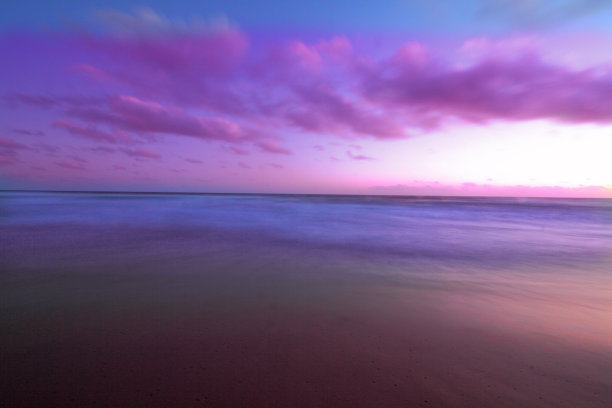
{"left": 255, "top": 140, "right": 292, "bottom": 155}
{"left": 228, "top": 146, "right": 249, "bottom": 155}
{"left": 362, "top": 49, "right": 612, "bottom": 126}
{"left": 10, "top": 128, "right": 45, "bottom": 136}
{"left": 120, "top": 147, "right": 161, "bottom": 159}
{"left": 6, "top": 93, "right": 59, "bottom": 109}
{"left": 0, "top": 152, "right": 18, "bottom": 166}
{"left": 67, "top": 95, "right": 257, "bottom": 143}
{"left": 89, "top": 146, "right": 116, "bottom": 153}
{"left": 53, "top": 120, "right": 118, "bottom": 143}
{"left": 9, "top": 18, "right": 612, "bottom": 148}
{"left": 56, "top": 160, "right": 86, "bottom": 170}
{"left": 0, "top": 138, "right": 29, "bottom": 150}
{"left": 346, "top": 150, "right": 375, "bottom": 161}
{"left": 0, "top": 139, "right": 29, "bottom": 166}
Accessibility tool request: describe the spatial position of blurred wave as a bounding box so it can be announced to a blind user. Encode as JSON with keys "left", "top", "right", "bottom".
{"left": 2, "top": 191, "right": 610, "bottom": 270}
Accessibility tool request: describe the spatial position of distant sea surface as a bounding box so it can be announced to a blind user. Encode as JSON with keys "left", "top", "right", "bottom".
{"left": 1, "top": 192, "right": 612, "bottom": 407}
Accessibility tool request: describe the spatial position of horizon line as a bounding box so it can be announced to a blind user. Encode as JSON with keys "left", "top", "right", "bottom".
{"left": 1, "top": 189, "right": 609, "bottom": 200}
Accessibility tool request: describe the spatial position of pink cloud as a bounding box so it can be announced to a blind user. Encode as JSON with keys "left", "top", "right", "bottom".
{"left": 69, "top": 155, "right": 88, "bottom": 163}
{"left": 68, "top": 96, "right": 257, "bottom": 143}
{"left": 89, "top": 146, "right": 116, "bottom": 153}
{"left": 10, "top": 26, "right": 612, "bottom": 145}
{"left": 255, "top": 140, "right": 292, "bottom": 155}
{"left": 56, "top": 160, "right": 86, "bottom": 170}
{"left": 362, "top": 50, "right": 612, "bottom": 126}
{"left": 120, "top": 147, "right": 161, "bottom": 159}
{"left": 228, "top": 146, "right": 249, "bottom": 155}
{"left": 0, "top": 138, "right": 29, "bottom": 150}
{"left": 282, "top": 83, "right": 406, "bottom": 139}
{"left": 4, "top": 16, "right": 612, "bottom": 196}
{"left": 0, "top": 138, "right": 29, "bottom": 166}
{"left": 0, "top": 152, "right": 18, "bottom": 166}
{"left": 346, "top": 150, "right": 375, "bottom": 161}
{"left": 83, "top": 27, "right": 248, "bottom": 77}
{"left": 284, "top": 41, "right": 323, "bottom": 72}
{"left": 10, "top": 128, "right": 45, "bottom": 136}
{"left": 238, "top": 161, "right": 251, "bottom": 169}
{"left": 73, "top": 63, "right": 112, "bottom": 82}
{"left": 6, "top": 93, "right": 59, "bottom": 109}
{"left": 37, "top": 144, "right": 61, "bottom": 153}
{"left": 185, "top": 157, "right": 202, "bottom": 163}
{"left": 53, "top": 120, "right": 117, "bottom": 143}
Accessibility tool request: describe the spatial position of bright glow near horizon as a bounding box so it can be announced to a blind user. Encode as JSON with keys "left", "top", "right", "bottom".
{"left": 1, "top": 1, "right": 612, "bottom": 197}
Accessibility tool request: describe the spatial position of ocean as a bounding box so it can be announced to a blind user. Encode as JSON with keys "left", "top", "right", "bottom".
{"left": 1, "top": 191, "right": 611, "bottom": 407}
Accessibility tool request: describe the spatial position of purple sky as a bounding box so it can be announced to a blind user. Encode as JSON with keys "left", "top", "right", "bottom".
{"left": 1, "top": 2, "right": 611, "bottom": 196}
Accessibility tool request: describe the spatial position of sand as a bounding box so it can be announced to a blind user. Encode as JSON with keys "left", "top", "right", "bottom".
{"left": 2, "top": 227, "right": 611, "bottom": 408}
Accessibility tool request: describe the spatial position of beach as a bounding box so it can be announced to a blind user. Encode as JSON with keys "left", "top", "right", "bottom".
{"left": 1, "top": 192, "right": 611, "bottom": 407}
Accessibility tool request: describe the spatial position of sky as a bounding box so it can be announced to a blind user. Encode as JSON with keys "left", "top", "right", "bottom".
{"left": 1, "top": 0, "right": 612, "bottom": 196}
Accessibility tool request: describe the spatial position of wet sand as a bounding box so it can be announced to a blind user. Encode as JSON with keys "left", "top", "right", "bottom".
{"left": 2, "top": 223, "right": 612, "bottom": 408}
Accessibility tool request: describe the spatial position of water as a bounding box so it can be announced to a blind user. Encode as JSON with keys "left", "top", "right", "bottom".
{"left": 3, "top": 192, "right": 610, "bottom": 266}
{"left": 1, "top": 192, "right": 612, "bottom": 407}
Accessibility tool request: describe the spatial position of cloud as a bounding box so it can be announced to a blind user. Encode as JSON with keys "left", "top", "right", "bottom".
{"left": 69, "top": 155, "right": 88, "bottom": 163}
{"left": 362, "top": 50, "right": 612, "bottom": 126}
{"left": 53, "top": 120, "right": 118, "bottom": 143}
{"left": 255, "top": 140, "right": 292, "bottom": 155}
{"left": 0, "top": 138, "right": 29, "bottom": 150}
{"left": 346, "top": 150, "right": 375, "bottom": 161}
{"left": 0, "top": 139, "right": 30, "bottom": 167}
{"left": 56, "top": 160, "right": 86, "bottom": 170}
{"left": 228, "top": 146, "right": 249, "bottom": 155}
{"left": 238, "top": 161, "right": 251, "bottom": 169}
{"left": 68, "top": 95, "right": 257, "bottom": 143}
{"left": 10, "top": 128, "right": 45, "bottom": 136}
{"left": 17, "top": 24, "right": 612, "bottom": 143}
{"left": 89, "top": 146, "right": 116, "bottom": 153}
{"left": 73, "top": 64, "right": 112, "bottom": 82}
{"left": 37, "top": 144, "right": 61, "bottom": 153}
{"left": 0, "top": 152, "right": 18, "bottom": 166}
{"left": 6, "top": 93, "right": 59, "bottom": 109}
{"left": 120, "top": 147, "right": 161, "bottom": 159}
{"left": 282, "top": 82, "right": 406, "bottom": 139}
{"left": 85, "top": 12, "right": 247, "bottom": 78}
{"left": 185, "top": 157, "right": 203, "bottom": 163}
{"left": 7, "top": 8, "right": 612, "bottom": 171}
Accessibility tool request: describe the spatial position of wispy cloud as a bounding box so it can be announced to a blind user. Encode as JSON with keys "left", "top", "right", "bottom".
{"left": 120, "top": 147, "right": 161, "bottom": 159}
{"left": 56, "top": 160, "right": 86, "bottom": 170}
{"left": 346, "top": 150, "right": 375, "bottom": 161}
{"left": 255, "top": 140, "right": 292, "bottom": 155}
